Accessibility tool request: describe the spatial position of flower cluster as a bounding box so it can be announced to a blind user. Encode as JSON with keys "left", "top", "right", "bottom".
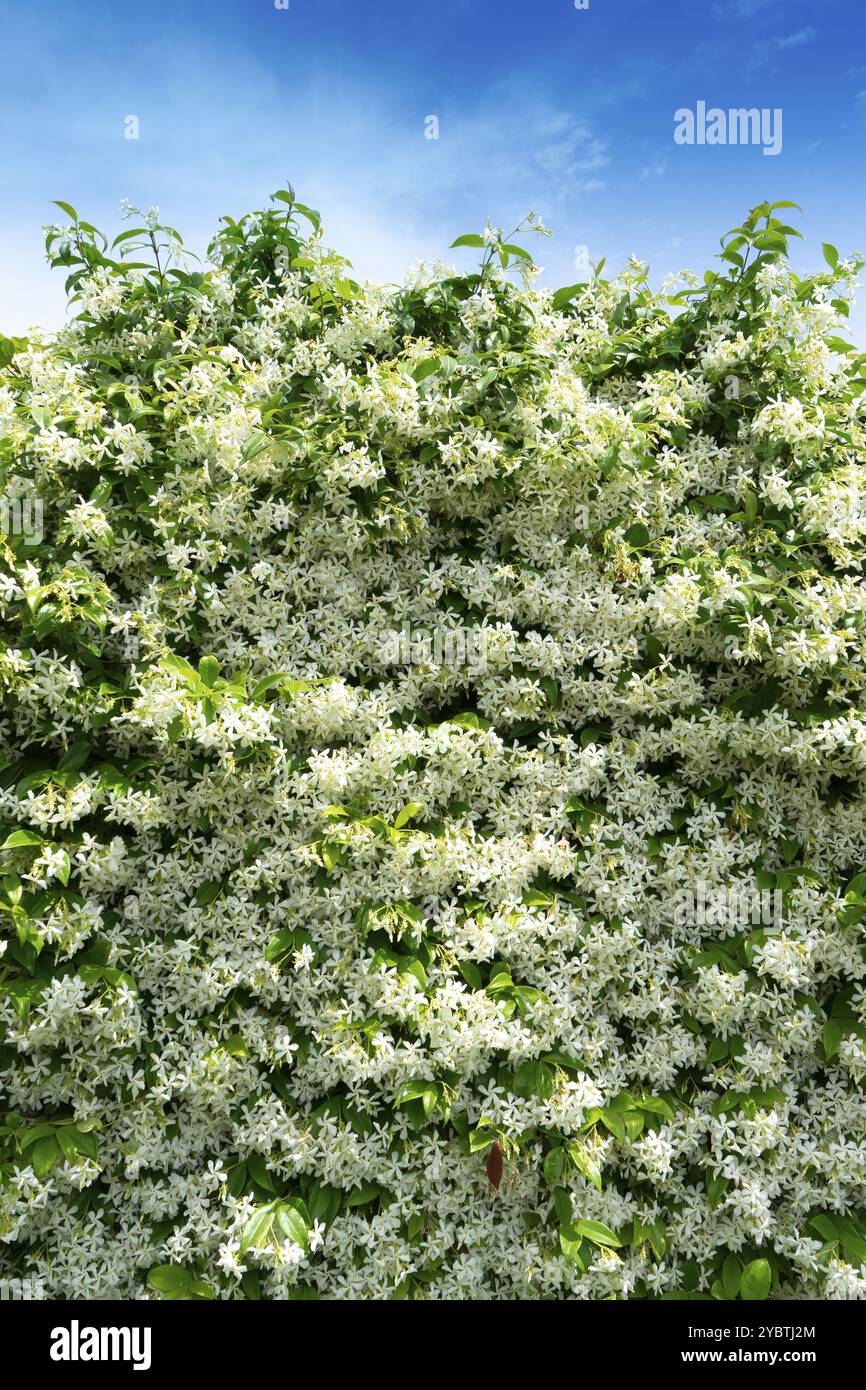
{"left": 0, "top": 195, "right": 865, "bottom": 1301}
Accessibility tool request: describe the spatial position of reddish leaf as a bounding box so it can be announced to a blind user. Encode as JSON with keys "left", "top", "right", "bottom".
{"left": 487, "top": 1141, "right": 503, "bottom": 1189}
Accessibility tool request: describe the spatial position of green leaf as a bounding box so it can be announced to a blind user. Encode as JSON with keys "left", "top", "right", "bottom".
{"left": 161, "top": 653, "right": 199, "bottom": 685}
{"left": 450, "top": 234, "right": 486, "bottom": 249}
{"left": 195, "top": 878, "right": 224, "bottom": 908}
{"left": 68, "top": 1127, "right": 98, "bottom": 1160}
{"left": 809, "top": 1214, "right": 840, "bottom": 1244}
{"left": 247, "top": 1153, "right": 277, "bottom": 1192}
{"left": 625, "top": 523, "right": 650, "bottom": 548}
{"left": 559, "top": 1228, "right": 586, "bottom": 1269}
{"left": 446, "top": 711, "right": 492, "bottom": 731}
{"left": 251, "top": 673, "right": 321, "bottom": 702}
{"left": 275, "top": 1199, "right": 310, "bottom": 1251}
{"left": 722, "top": 1253, "right": 742, "bottom": 1301}
{"left": 689, "top": 493, "right": 736, "bottom": 515}
{"left": 77, "top": 964, "right": 138, "bottom": 996}
{"left": 54, "top": 848, "right": 71, "bottom": 886}
{"left": 189, "top": 1280, "right": 217, "bottom": 1300}
{"left": 265, "top": 929, "right": 295, "bottom": 965}
{"left": 411, "top": 357, "right": 442, "bottom": 383}
{"left": 707, "top": 1173, "right": 729, "bottom": 1210}
{"left": 740, "top": 1258, "right": 771, "bottom": 1301}
{"left": 458, "top": 961, "right": 483, "bottom": 989}
{"left": 56, "top": 1127, "right": 80, "bottom": 1162}
{"left": 573, "top": 1219, "right": 621, "bottom": 1248}
{"left": 32, "top": 1135, "right": 60, "bottom": 1178}
{"left": 307, "top": 1182, "right": 341, "bottom": 1228}
{"left": 1, "top": 871, "right": 22, "bottom": 904}
{"left": 566, "top": 1142, "right": 603, "bottom": 1192}
{"left": 148, "top": 1264, "right": 192, "bottom": 1296}
{"left": 393, "top": 802, "right": 424, "bottom": 830}
{"left": 636, "top": 1095, "right": 675, "bottom": 1121}
{"left": 240, "top": 1203, "right": 278, "bottom": 1254}
{"left": 552, "top": 1187, "right": 573, "bottom": 1227}
{"left": 597, "top": 1108, "right": 626, "bottom": 1143}
{"left": 552, "top": 283, "right": 586, "bottom": 310}
{"left": 198, "top": 655, "right": 221, "bottom": 687}
{"left": 543, "top": 1147, "right": 567, "bottom": 1187}
{"left": 1, "top": 830, "right": 44, "bottom": 851}
{"left": 111, "top": 227, "right": 150, "bottom": 248}
{"left": 344, "top": 1182, "right": 381, "bottom": 1208}
{"left": 57, "top": 741, "right": 91, "bottom": 772}
{"left": 823, "top": 1019, "right": 845, "bottom": 1061}
{"left": 395, "top": 1079, "right": 437, "bottom": 1110}
{"left": 468, "top": 1126, "right": 497, "bottom": 1153}
{"left": 499, "top": 242, "right": 533, "bottom": 262}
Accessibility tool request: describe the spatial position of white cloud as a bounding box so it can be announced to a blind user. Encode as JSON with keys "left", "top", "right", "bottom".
{"left": 776, "top": 27, "right": 818, "bottom": 49}
{"left": 716, "top": 0, "right": 778, "bottom": 17}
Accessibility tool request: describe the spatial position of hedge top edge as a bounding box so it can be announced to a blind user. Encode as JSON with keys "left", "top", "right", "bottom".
{"left": 0, "top": 190, "right": 866, "bottom": 1300}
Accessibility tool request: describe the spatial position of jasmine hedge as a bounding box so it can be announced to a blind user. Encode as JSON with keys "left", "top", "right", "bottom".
{"left": 1, "top": 192, "right": 866, "bottom": 1300}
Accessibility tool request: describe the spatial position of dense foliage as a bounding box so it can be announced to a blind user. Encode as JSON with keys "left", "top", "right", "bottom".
{"left": 1, "top": 192, "right": 866, "bottom": 1300}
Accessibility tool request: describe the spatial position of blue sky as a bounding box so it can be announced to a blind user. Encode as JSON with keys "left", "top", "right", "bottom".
{"left": 2, "top": 0, "right": 865, "bottom": 337}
